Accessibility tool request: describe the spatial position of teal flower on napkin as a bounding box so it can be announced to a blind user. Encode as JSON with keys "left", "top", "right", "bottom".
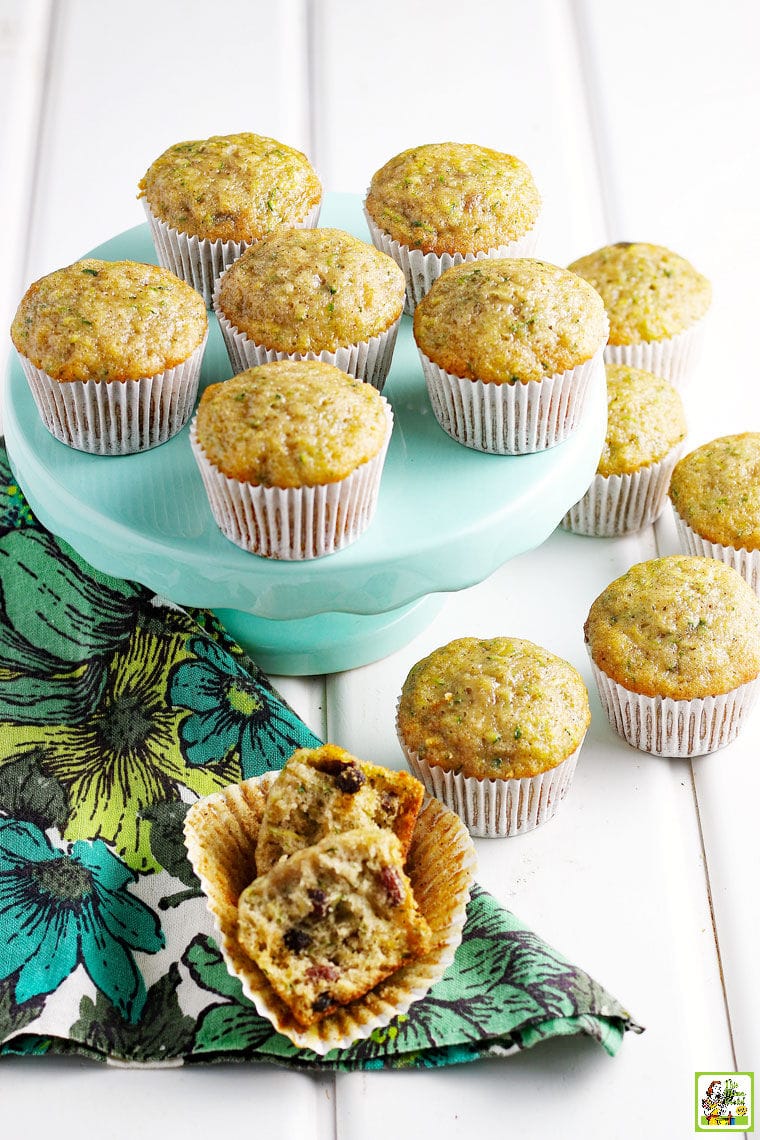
{"left": 169, "top": 637, "right": 318, "bottom": 776}
{"left": 0, "top": 819, "right": 163, "bottom": 1022}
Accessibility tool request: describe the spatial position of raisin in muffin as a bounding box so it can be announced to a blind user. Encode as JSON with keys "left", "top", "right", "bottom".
{"left": 214, "top": 227, "right": 405, "bottom": 390}
{"left": 365, "top": 142, "right": 541, "bottom": 311}
{"left": 138, "top": 131, "right": 322, "bottom": 304}
{"left": 568, "top": 241, "right": 710, "bottom": 385}
{"left": 397, "top": 636, "right": 591, "bottom": 836}
{"left": 11, "top": 258, "right": 207, "bottom": 454}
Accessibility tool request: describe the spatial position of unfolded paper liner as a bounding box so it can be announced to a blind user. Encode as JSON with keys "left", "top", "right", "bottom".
{"left": 142, "top": 200, "right": 322, "bottom": 307}
{"left": 213, "top": 283, "right": 401, "bottom": 393}
{"left": 561, "top": 443, "right": 684, "bottom": 536}
{"left": 16, "top": 333, "right": 207, "bottom": 455}
{"left": 183, "top": 771, "right": 477, "bottom": 1055}
{"left": 588, "top": 658, "right": 760, "bottom": 757}
{"left": 672, "top": 505, "right": 760, "bottom": 595}
{"left": 418, "top": 343, "right": 606, "bottom": 454}
{"left": 398, "top": 735, "right": 583, "bottom": 839}
{"left": 603, "top": 317, "right": 705, "bottom": 388}
{"left": 363, "top": 207, "right": 540, "bottom": 314}
{"left": 189, "top": 402, "right": 393, "bottom": 559}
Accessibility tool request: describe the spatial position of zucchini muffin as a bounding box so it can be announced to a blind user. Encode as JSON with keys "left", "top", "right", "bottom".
{"left": 238, "top": 826, "right": 433, "bottom": 1028}
{"left": 668, "top": 433, "right": 760, "bottom": 593}
{"left": 585, "top": 555, "right": 760, "bottom": 755}
{"left": 364, "top": 142, "right": 541, "bottom": 311}
{"left": 562, "top": 364, "right": 687, "bottom": 536}
{"left": 412, "top": 258, "right": 608, "bottom": 453}
{"left": 214, "top": 227, "right": 405, "bottom": 391}
{"left": 255, "top": 743, "right": 424, "bottom": 873}
{"left": 138, "top": 131, "right": 322, "bottom": 305}
{"left": 568, "top": 242, "right": 711, "bottom": 385}
{"left": 183, "top": 770, "right": 476, "bottom": 1052}
{"left": 11, "top": 258, "right": 208, "bottom": 454}
{"left": 190, "top": 359, "right": 392, "bottom": 558}
{"left": 397, "top": 636, "right": 591, "bottom": 836}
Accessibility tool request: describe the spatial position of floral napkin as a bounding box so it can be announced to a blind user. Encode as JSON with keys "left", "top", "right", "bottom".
{"left": 0, "top": 441, "right": 641, "bottom": 1068}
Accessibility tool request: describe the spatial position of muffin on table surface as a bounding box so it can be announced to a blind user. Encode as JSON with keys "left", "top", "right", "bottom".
{"left": 191, "top": 359, "right": 392, "bottom": 559}
{"left": 668, "top": 432, "right": 760, "bottom": 593}
{"left": 562, "top": 363, "right": 687, "bottom": 536}
{"left": 412, "top": 257, "right": 608, "bottom": 453}
{"left": 568, "top": 241, "right": 711, "bottom": 385}
{"left": 138, "top": 131, "right": 322, "bottom": 304}
{"left": 255, "top": 743, "right": 425, "bottom": 873}
{"left": 214, "top": 226, "right": 405, "bottom": 390}
{"left": 585, "top": 555, "right": 760, "bottom": 756}
{"left": 10, "top": 258, "right": 207, "bottom": 454}
{"left": 364, "top": 141, "right": 541, "bottom": 311}
{"left": 397, "top": 636, "right": 591, "bottom": 836}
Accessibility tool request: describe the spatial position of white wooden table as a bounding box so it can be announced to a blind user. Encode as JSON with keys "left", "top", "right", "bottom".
{"left": 1, "top": 1, "right": 757, "bottom": 1136}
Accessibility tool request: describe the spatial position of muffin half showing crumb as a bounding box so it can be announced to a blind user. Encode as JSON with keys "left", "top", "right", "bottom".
{"left": 138, "top": 131, "right": 322, "bottom": 305}
{"left": 10, "top": 258, "right": 208, "bottom": 454}
{"left": 190, "top": 359, "right": 393, "bottom": 558}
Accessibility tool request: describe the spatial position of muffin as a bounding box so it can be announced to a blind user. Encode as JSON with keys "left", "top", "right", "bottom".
{"left": 396, "top": 636, "right": 591, "bottom": 837}
{"left": 183, "top": 770, "right": 476, "bottom": 1053}
{"left": 255, "top": 743, "right": 425, "bottom": 872}
{"left": 190, "top": 359, "right": 393, "bottom": 559}
{"left": 568, "top": 242, "right": 711, "bottom": 385}
{"left": 668, "top": 433, "right": 760, "bottom": 593}
{"left": 412, "top": 258, "right": 608, "bottom": 453}
{"left": 562, "top": 364, "right": 687, "bottom": 535}
{"left": 214, "top": 227, "right": 405, "bottom": 391}
{"left": 585, "top": 555, "right": 760, "bottom": 756}
{"left": 364, "top": 142, "right": 541, "bottom": 311}
{"left": 10, "top": 258, "right": 208, "bottom": 454}
{"left": 138, "top": 132, "right": 322, "bottom": 305}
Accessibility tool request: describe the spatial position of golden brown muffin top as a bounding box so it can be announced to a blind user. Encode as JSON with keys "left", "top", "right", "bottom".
{"left": 568, "top": 242, "right": 711, "bottom": 345}
{"left": 668, "top": 433, "right": 760, "bottom": 551}
{"left": 597, "top": 364, "right": 687, "bottom": 476}
{"left": 138, "top": 131, "right": 322, "bottom": 243}
{"left": 217, "top": 227, "right": 405, "bottom": 353}
{"left": 397, "top": 636, "right": 590, "bottom": 780}
{"left": 413, "top": 258, "right": 608, "bottom": 383}
{"left": 365, "top": 142, "right": 541, "bottom": 256}
{"left": 10, "top": 258, "right": 207, "bottom": 382}
{"left": 195, "top": 359, "right": 389, "bottom": 488}
{"left": 585, "top": 555, "right": 760, "bottom": 699}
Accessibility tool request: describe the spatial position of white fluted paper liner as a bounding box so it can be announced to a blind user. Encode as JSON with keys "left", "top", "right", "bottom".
{"left": 562, "top": 444, "right": 684, "bottom": 536}
{"left": 398, "top": 740, "right": 582, "bottom": 838}
{"left": 672, "top": 505, "right": 760, "bottom": 594}
{"left": 17, "top": 333, "right": 207, "bottom": 455}
{"left": 143, "top": 200, "right": 322, "bottom": 307}
{"left": 589, "top": 658, "right": 760, "bottom": 757}
{"left": 604, "top": 317, "right": 705, "bottom": 388}
{"left": 183, "top": 771, "right": 477, "bottom": 1055}
{"left": 190, "top": 401, "right": 392, "bottom": 559}
{"left": 418, "top": 343, "right": 606, "bottom": 454}
{"left": 213, "top": 286, "right": 401, "bottom": 393}
{"left": 363, "top": 208, "right": 540, "bottom": 314}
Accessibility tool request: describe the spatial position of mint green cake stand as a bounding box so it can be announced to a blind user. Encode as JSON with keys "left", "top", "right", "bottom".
{"left": 4, "top": 194, "right": 605, "bottom": 675}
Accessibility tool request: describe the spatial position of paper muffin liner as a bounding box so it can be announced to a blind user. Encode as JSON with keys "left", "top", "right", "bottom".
{"left": 189, "top": 401, "right": 392, "bottom": 559}
{"left": 603, "top": 317, "right": 706, "bottom": 388}
{"left": 183, "top": 771, "right": 477, "bottom": 1055}
{"left": 213, "top": 285, "right": 401, "bottom": 393}
{"left": 588, "top": 658, "right": 760, "bottom": 757}
{"left": 397, "top": 739, "right": 583, "bottom": 838}
{"left": 417, "top": 343, "right": 606, "bottom": 455}
{"left": 142, "top": 199, "right": 322, "bottom": 307}
{"left": 671, "top": 505, "right": 760, "bottom": 594}
{"left": 16, "top": 333, "right": 207, "bottom": 455}
{"left": 561, "top": 443, "right": 685, "bottom": 536}
{"left": 363, "top": 207, "right": 540, "bottom": 314}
